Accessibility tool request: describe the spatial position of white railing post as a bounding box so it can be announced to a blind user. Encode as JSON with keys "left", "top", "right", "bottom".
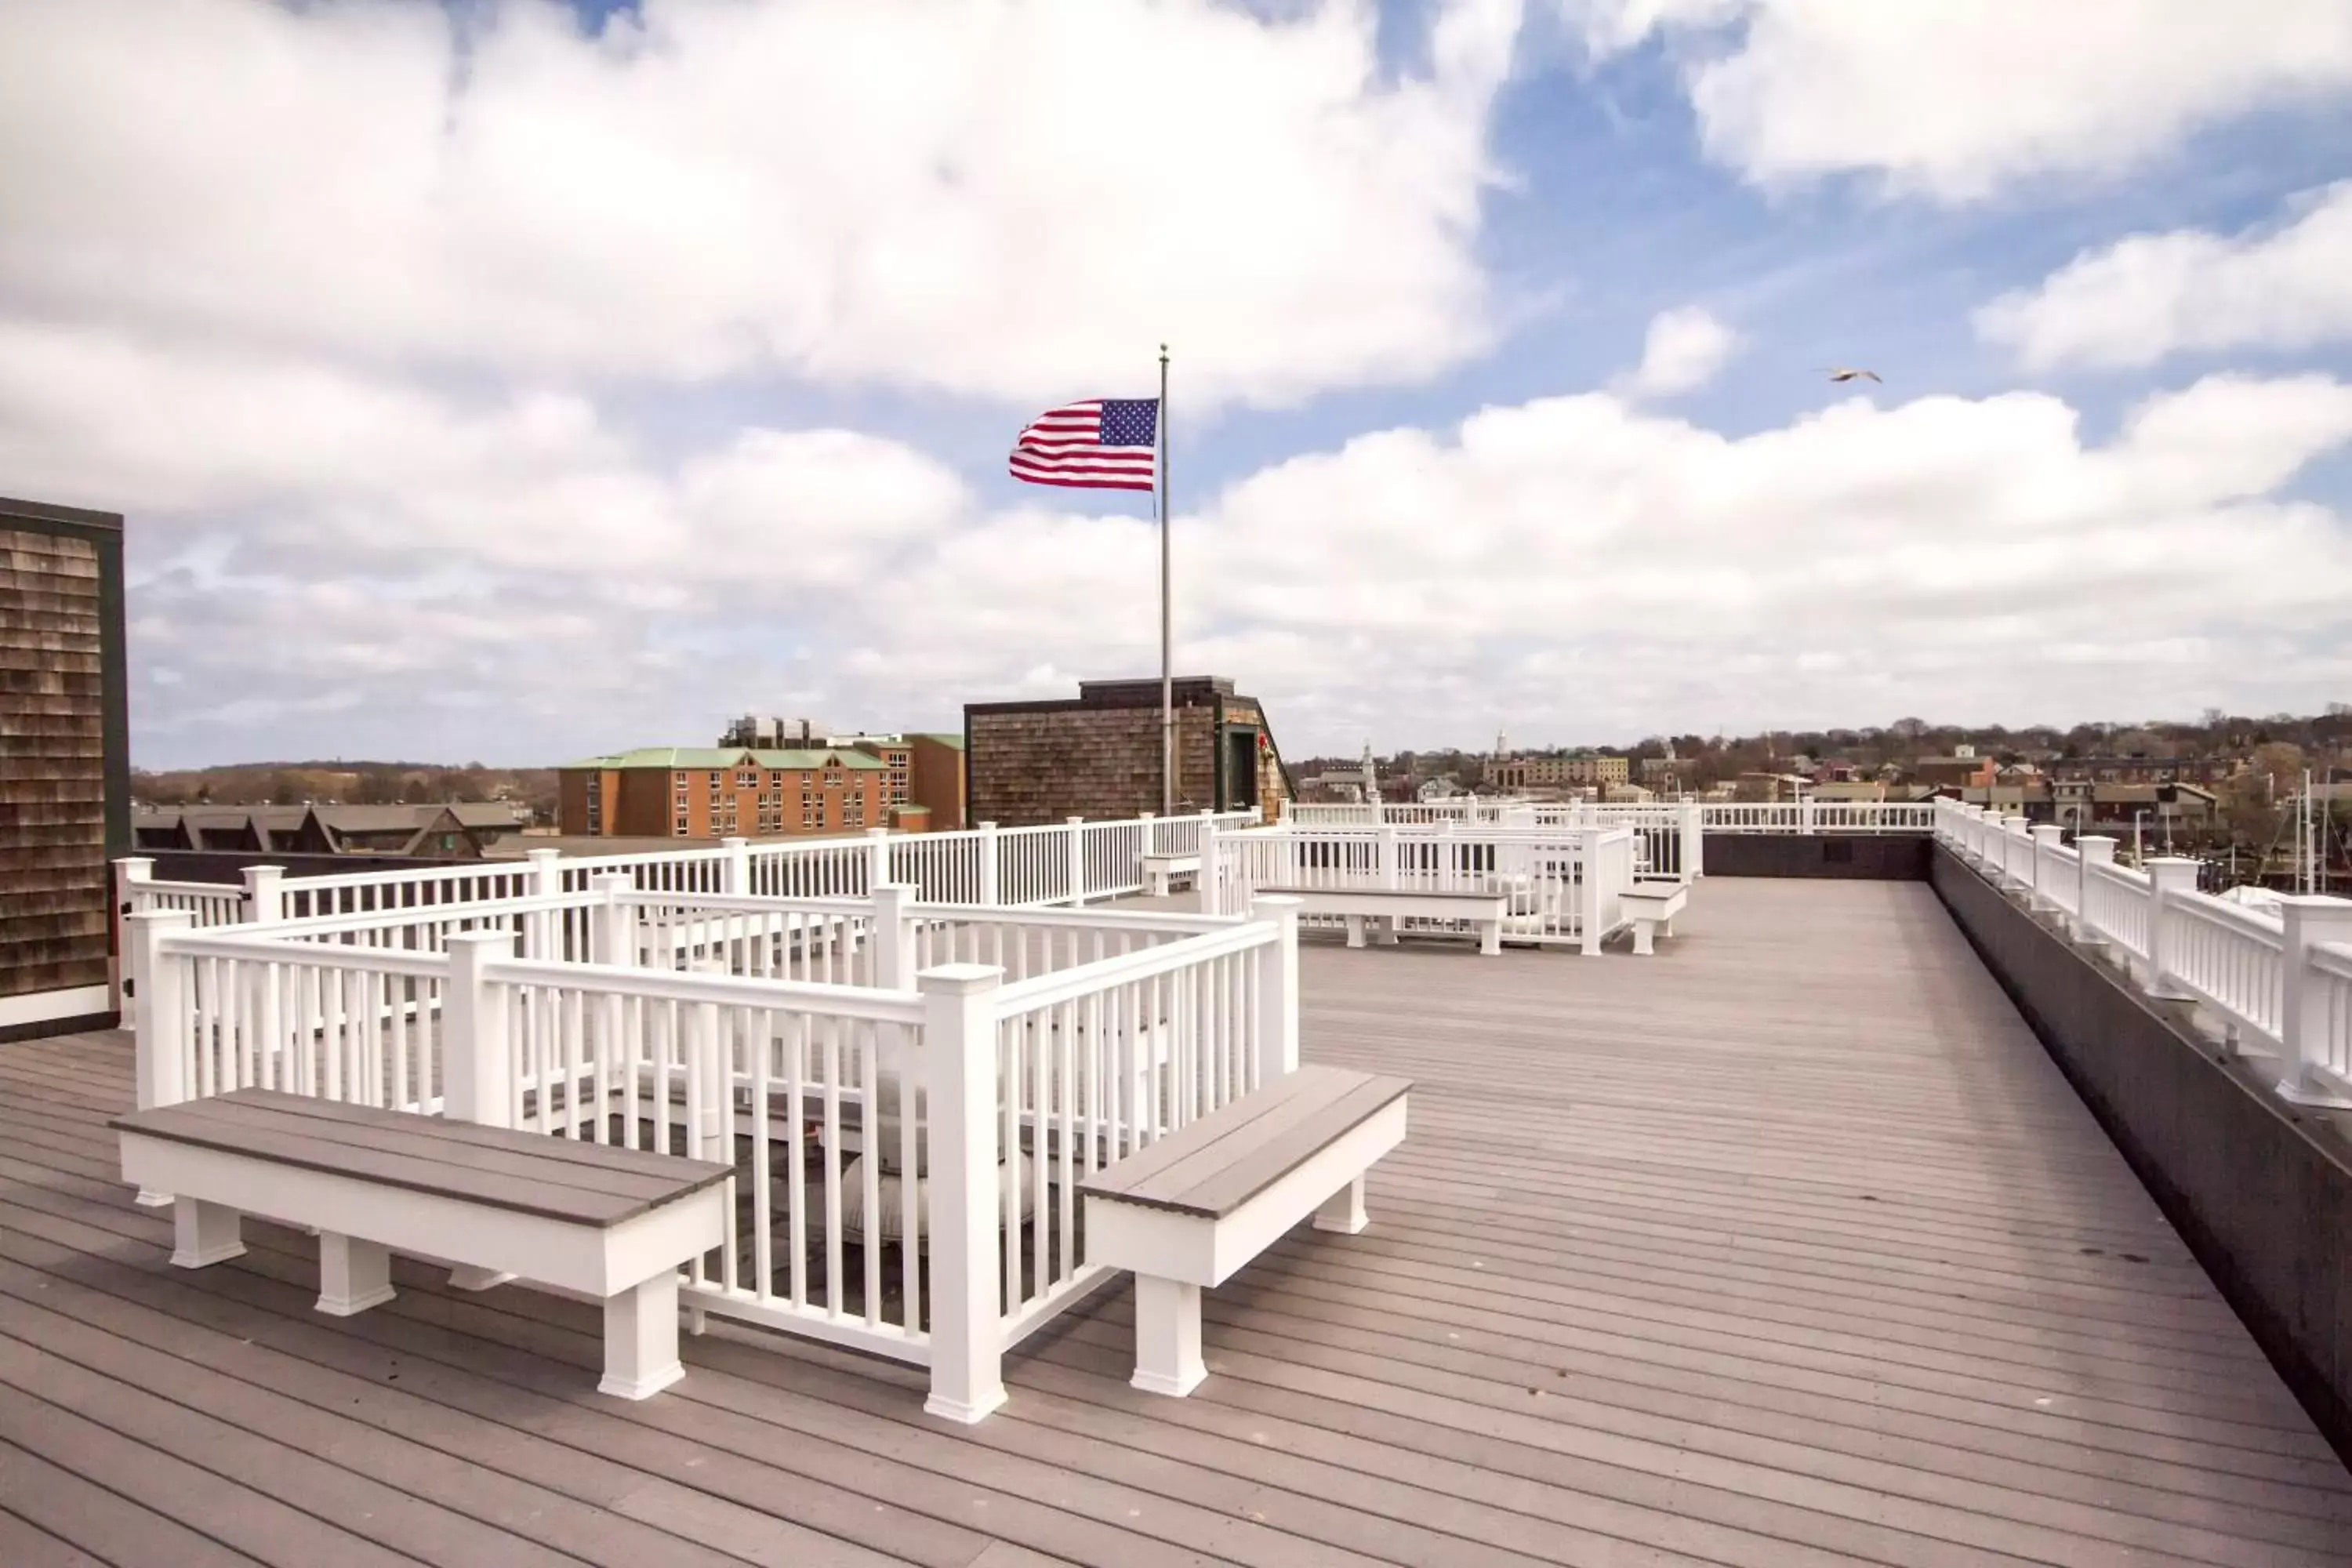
{"left": 443, "top": 931, "right": 517, "bottom": 1130}
{"left": 2275, "top": 897, "right": 2352, "bottom": 1105}
{"left": 1379, "top": 825, "right": 1399, "bottom": 891}
{"left": 1141, "top": 811, "right": 1157, "bottom": 858}
{"left": 240, "top": 864, "right": 285, "bottom": 924}
{"left": 866, "top": 826, "right": 891, "bottom": 896}
{"left": 978, "top": 822, "right": 1000, "bottom": 907}
{"left": 116, "top": 855, "right": 155, "bottom": 916}
{"left": 873, "top": 883, "right": 916, "bottom": 989}
{"left": 525, "top": 845, "right": 562, "bottom": 898}
{"left": 2144, "top": 858, "right": 2201, "bottom": 1000}
{"left": 1577, "top": 826, "right": 1606, "bottom": 956}
{"left": 722, "top": 837, "right": 751, "bottom": 895}
{"left": 920, "top": 962, "right": 1008, "bottom": 1425}
{"left": 1680, "top": 799, "right": 1704, "bottom": 881}
{"left": 116, "top": 857, "right": 155, "bottom": 1025}
{"left": 1200, "top": 815, "right": 1222, "bottom": 914}
{"left": 127, "top": 909, "right": 191, "bottom": 1207}
{"left": 1996, "top": 815, "right": 2025, "bottom": 886}
{"left": 686, "top": 959, "right": 727, "bottom": 1161}
{"left": 589, "top": 873, "right": 636, "bottom": 967}
{"left": 1799, "top": 797, "right": 1817, "bottom": 836}
{"left": 1249, "top": 894, "right": 1302, "bottom": 1086}
{"left": 1065, "top": 816, "right": 1087, "bottom": 904}
{"left": 2075, "top": 836, "right": 2118, "bottom": 945}
{"left": 2028, "top": 826, "right": 2062, "bottom": 910}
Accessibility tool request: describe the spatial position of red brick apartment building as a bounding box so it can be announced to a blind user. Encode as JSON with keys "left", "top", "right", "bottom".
{"left": 559, "top": 735, "right": 968, "bottom": 839}
{"left": 560, "top": 748, "right": 892, "bottom": 839}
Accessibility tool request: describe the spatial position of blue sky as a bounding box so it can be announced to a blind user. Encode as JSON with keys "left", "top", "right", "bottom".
{"left": 4, "top": 0, "right": 2351, "bottom": 768}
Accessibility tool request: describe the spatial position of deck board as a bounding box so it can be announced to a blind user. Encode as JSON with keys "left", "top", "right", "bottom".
{"left": 2, "top": 877, "right": 2349, "bottom": 1566}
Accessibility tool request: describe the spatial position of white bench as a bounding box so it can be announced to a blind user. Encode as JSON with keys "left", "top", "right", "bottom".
{"left": 114, "top": 1088, "right": 732, "bottom": 1400}
{"left": 1140, "top": 851, "right": 1201, "bottom": 897}
{"left": 1080, "top": 1064, "right": 1410, "bottom": 1396}
{"left": 1620, "top": 880, "right": 1690, "bottom": 956}
{"left": 1260, "top": 884, "right": 1509, "bottom": 956}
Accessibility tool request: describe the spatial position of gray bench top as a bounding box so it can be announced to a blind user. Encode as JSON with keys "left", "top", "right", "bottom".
{"left": 1080, "top": 1064, "right": 1410, "bottom": 1221}
{"left": 111, "top": 1089, "right": 733, "bottom": 1226}
{"left": 1623, "top": 880, "right": 1689, "bottom": 902}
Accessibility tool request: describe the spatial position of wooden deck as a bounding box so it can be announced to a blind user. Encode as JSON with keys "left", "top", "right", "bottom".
{"left": 4, "top": 877, "right": 2350, "bottom": 1566}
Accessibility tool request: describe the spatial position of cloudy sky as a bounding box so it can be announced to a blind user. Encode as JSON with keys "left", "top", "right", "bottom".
{"left": 5, "top": 0, "right": 2352, "bottom": 768}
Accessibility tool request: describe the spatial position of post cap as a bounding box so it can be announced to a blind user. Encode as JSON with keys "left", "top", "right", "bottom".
{"left": 445, "top": 928, "right": 518, "bottom": 953}
{"left": 590, "top": 871, "right": 635, "bottom": 891}
{"left": 722, "top": 836, "right": 749, "bottom": 849}
{"left": 2276, "top": 894, "right": 2352, "bottom": 928}
{"left": 125, "top": 907, "right": 193, "bottom": 927}
{"left": 917, "top": 962, "right": 1005, "bottom": 994}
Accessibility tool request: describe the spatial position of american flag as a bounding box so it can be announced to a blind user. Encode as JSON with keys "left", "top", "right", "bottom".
{"left": 1007, "top": 398, "right": 1159, "bottom": 492}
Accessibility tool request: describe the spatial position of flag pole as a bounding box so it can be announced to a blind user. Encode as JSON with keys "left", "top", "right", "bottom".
{"left": 1158, "top": 343, "right": 1173, "bottom": 818}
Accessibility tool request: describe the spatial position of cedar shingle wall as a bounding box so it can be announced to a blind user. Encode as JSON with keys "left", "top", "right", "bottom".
{"left": 1, "top": 528, "right": 108, "bottom": 1000}
{"left": 970, "top": 706, "right": 1223, "bottom": 826}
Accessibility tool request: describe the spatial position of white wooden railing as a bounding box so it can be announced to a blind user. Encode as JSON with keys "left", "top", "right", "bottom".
{"left": 1933, "top": 799, "right": 2352, "bottom": 1107}
{"left": 1205, "top": 821, "right": 1647, "bottom": 954}
{"left": 122, "top": 877, "right": 1299, "bottom": 1424}
{"left": 1284, "top": 797, "right": 1934, "bottom": 835}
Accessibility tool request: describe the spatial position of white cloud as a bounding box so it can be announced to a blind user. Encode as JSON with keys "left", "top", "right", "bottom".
{"left": 0, "top": 0, "right": 1522, "bottom": 412}
{"left": 1562, "top": 2, "right": 2352, "bottom": 201}
{"left": 1977, "top": 183, "right": 2352, "bottom": 371}
{"left": 0, "top": 320, "right": 967, "bottom": 590}
{"left": 24, "top": 347, "right": 2351, "bottom": 763}
{"left": 1619, "top": 306, "right": 1738, "bottom": 397}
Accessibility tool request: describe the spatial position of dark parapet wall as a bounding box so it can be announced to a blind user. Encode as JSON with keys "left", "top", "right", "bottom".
{"left": 1931, "top": 840, "right": 2352, "bottom": 1465}
{"left": 1702, "top": 833, "right": 1930, "bottom": 879}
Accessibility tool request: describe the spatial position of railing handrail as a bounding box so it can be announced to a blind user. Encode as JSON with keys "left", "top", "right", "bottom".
{"left": 481, "top": 953, "right": 929, "bottom": 1021}
{"left": 258, "top": 887, "right": 604, "bottom": 936}
{"left": 158, "top": 927, "right": 452, "bottom": 978}
{"left": 989, "top": 919, "right": 1276, "bottom": 1011}
{"left": 2167, "top": 888, "right": 2285, "bottom": 944}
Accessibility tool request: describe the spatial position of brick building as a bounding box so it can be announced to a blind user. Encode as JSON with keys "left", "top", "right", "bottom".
{"left": 558, "top": 747, "right": 891, "bottom": 838}
{"left": 964, "top": 676, "right": 1291, "bottom": 826}
{"left": 1490, "top": 753, "right": 1631, "bottom": 793}
{"left": 906, "top": 733, "right": 967, "bottom": 830}
{"left": 2, "top": 497, "right": 129, "bottom": 1040}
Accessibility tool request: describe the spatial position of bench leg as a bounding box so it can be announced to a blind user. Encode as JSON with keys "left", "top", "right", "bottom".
{"left": 1479, "top": 919, "right": 1501, "bottom": 957}
{"left": 449, "top": 1265, "right": 518, "bottom": 1292}
{"left": 1374, "top": 916, "right": 1399, "bottom": 946}
{"left": 601, "top": 1270, "right": 685, "bottom": 1400}
{"left": 1344, "top": 914, "right": 1367, "bottom": 949}
{"left": 1315, "top": 1174, "right": 1370, "bottom": 1235}
{"left": 316, "top": 1233, "right": 395, "bottom": 1316}
{"left": 1131, "top": 1276, "right": 1207, "bottom": 1398}
{"left": 1632, "top": 919, "right": 1656, "bottom": 957}
{"left": 171, "top": 1199, "right": 245, "bottom": 1269}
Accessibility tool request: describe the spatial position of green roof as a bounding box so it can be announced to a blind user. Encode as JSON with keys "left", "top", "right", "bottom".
{"left": 561, "top": 746, "right": 886, "bottom": 771}
{"left": 910, "top": 732, "right": 965, "bottom": 749}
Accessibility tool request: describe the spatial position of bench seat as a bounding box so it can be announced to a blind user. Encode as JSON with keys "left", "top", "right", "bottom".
{"left": 114, "top": 1090, "right": 732, "bottom": 1399}
{"left": 1620, "top": 880, "right": 1690, "bottom": 956}
{"left": 1139, "top": 851, "right": 1201, "bottom": 897}
{"left": 1256, "top": 885, "right": 1509, "bottom": 955}
{"left": 1081, "top": 1063, "right": 1410, "bottom": 1396}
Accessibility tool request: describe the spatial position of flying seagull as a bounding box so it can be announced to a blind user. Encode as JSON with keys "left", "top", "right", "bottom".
{"left": 1822, "top": 367, "right": 1882, "bottom": 383}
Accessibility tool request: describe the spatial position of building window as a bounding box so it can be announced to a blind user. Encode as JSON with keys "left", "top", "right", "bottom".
{"left": 674, "top": 817, "right": 689, "bottom": 836}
